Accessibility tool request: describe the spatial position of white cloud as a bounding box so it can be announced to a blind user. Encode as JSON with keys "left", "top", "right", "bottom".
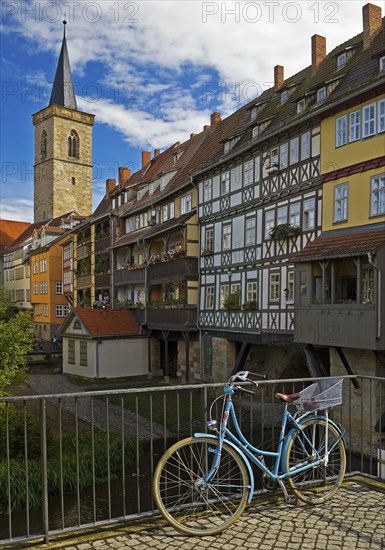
{"left": 0, "top": 199, "right": 33, "bottom": 223}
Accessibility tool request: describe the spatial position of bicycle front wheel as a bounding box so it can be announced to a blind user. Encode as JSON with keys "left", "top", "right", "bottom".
{"left": 285, "top": 418, "right": 346, "bottom": 504}
{"left": 153, "top": 436, "right": 250, "bottom": 536}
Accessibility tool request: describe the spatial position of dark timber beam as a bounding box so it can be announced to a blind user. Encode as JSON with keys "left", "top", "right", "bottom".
{"left": 231, "top": 342, "right": 252, "bottom": 376}
{"left": 335, "top": 347, "right": 360, "bottom": 390}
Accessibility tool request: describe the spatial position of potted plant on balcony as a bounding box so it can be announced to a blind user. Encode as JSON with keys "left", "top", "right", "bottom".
{"left": 202, "top": 247, "right": 214, "bottom": 256}
{"left": 269, "top": 223, "right": 301, "bottom": 240}
{"left": 242, "top": 300, "right": 257, "bottom": 310}
{"left": 224, "top": 290, "right": 241, "bottom": 310}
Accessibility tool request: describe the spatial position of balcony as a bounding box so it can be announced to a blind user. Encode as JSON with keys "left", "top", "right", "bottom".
{"left": 95, "top": 236, "right": 110, "bottom": 254}
{"left": 114, "top": 268, "right": 145, "bottom": 285}
{"left": 148, "top": 257, "right": 198, "bottom": 283}
{"left": 147, "top": 306, "right": 197, "bottom": 330}
{"left": 76, "top": 274, "right": 91, "bottom": 288}
{"left": 76, "top": 243, "right": 91, "bottom": 258}
{"left": 95, "top": 272, "right": 110, "bottom": 288}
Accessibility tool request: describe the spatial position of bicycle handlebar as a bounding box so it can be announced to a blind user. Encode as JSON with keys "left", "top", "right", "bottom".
{"left": 229, "top": 370, "right": 266, "bottom": 383}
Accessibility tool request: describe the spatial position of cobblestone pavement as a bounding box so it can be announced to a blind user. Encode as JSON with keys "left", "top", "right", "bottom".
{"left": 34, "top": 481, "right": 384, "bottom": 550}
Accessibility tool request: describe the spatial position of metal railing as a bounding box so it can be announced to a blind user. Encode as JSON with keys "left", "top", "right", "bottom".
{"left": 0, "top": 375, "right": 384, "bottom": 546}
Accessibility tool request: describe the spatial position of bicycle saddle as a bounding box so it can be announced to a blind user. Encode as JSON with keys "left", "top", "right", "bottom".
{"left": 275, "top": 392, "right": 300, "bottom": 403}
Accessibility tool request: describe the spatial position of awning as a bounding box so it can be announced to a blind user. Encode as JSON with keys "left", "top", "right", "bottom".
{"left": 291, "top": 227, "right": 385, "bottom": 262}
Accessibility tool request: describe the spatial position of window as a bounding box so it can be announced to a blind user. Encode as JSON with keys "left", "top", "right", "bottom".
{"left": 162, "top": 204, "right": 168, "bottom": 222}
{"left": 297, "top": 99, "right": 306, "bottom": 114}
{"left": 222, "top": 224, "right": 231, "bottom": 250}
{"left": 180, "top": 194, "right": 192, "bottom": 214}
{"left": 300, "top": 132, "right": 311, "bottom": 160}
{"left": 43, "top": 304, "right": 48, "bottom": 317}
{"left": 15, "top": 289, "right": 24, "bottom": 302}
{"left": 289, "top": 202, "right": 301, "bottom": 227}
{"left": 334, "top": 183, "right": 348, "bottom": 222}
{"left": 337, "top": 52, "right": 347, "bottom": 68}
{"left": 40, "top": 281, "right": 48, "bottom": 294}
{"left": 336, "top": 115, "right": 347, "bottom": 147}
{"left": 56, "top": 305, "right": 69, "bottom": 317}
{"left": 41, "top": 130, "right": 47, "bottom": 160}
{"left": 80, "top": 341, "right": 88, "bottom": 366}
{"left": 245, "top": 217, "right": 256, "bottom": 246}
{"left": 33, "top": 282, "right": 39, "bottom": 295}
{"left": 269, "top": 273, "right": 280, "bottom": 302}
{"left": 363, "top": 103, "right": 376, "bottom": 137}
{"left": 277, "top": 206, "right": 287, "bottom": 225}
{"left": 220, "top": 284, "right": 229, "bottom": 308}
{"left": 252, "top": 126, "right": 259, "bottom": 139}
{"left": 205, "top": 286, "right": 214, "bottom": 309}
{"left": 39, "top": 259, "right": 47, "bottom": 272}
{"left": 169, "top": 202, "right": 175, "bottom": 219}
{"left": 378, "top": 99, "right": 385, "bottom": 133}
{"left": 203, "top": 180, "right": 212, "bottom": 201}
{"left": 56, "top": 282, "right": 63, "bottom": 294}
{"left": 221, "top": 171, "right": 230, "bottom": 195}
{"left": 33, "top": 261, "right": 38, "bottom": 274}
{"left": 317, "top": 87, "right": 326, "bottom": 102}
{"left": 286, "top": 271, "right": 294, "bottom": 302}
{"left": 380, "top": 56, "right": 385, "bottom": 72}
{"left": 362, "top": 267, "right": 374, "bottom": 303}
{"left": 254, "top": 156, "right": 261, "bottom": 182}
{"left": 250, "top": 107, "right": 257, "bottom": 120}
{"left": 279, "top": 143, "right": 288, "bottom": 169}
{"left": 246, "top": 281, "right": 258, "bottom": 304}
{"left": 68, "top": 130, "right": 79, "bottom": 158}
{"left": 36, "top": 304, "right": 41, "bottom": 316}
{"left": 204, "top": 227, "right": 214, "bottom": 252}
{"left": 265, "top": 210, "right": 275, "bottom": 239}
{"left": 303, "top": 198, "right": 315, "bottom": 229}
{"left": 370, "top": 174, "right": 385, "bottom": 216}
{"left": 68, "top": 339, "right": 75, "bottom": 364}
{"left": 290, "top": 137, "right": 299, "bottom": 164}
{"left": 280, "top": 90, "right": 289, "bottom": 104}
{"left": 270, "top": 148, "right": 279, "bottom": 168}
{"left": 243, "top": 160, "right": 254, "bottom": 185}
{"left": 349, "top": 111, "right": 361, "bottom": 142}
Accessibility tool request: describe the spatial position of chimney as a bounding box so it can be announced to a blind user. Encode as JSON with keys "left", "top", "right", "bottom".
{"left": 363, "top": 3, "right": 382, "bottom": 49}
{"left": 312, "top": 34, "right": 326, "bottom": 73}
{"left": 118, "top": 167, "right": 131, "bottom": 186}
{"left": 154, "top": 149, "right": 160, "bottom": 157}
{"left": 203, "top": 125, "right": 210, "bottom": 131}
{"left": 142, "top": 151, "right": 151, "bottom": 168}
{"left": 274, "top": 65, "right": 284, "bottom": 91}
{"left": 106, "top": 178, "right": 116, "bottom": 196}
{"left": 190, "top": 133, "right": 197, "bottom": 139}
{"left": 211, "top": 111, "right": 221, "bottom": 126}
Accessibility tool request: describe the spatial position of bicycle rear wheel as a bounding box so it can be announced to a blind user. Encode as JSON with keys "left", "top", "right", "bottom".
{"left": 153, "top": 436, "right": 249, "bottom": 536}
{"left": 285, "top": 418, "right": 346, "bottom": 504}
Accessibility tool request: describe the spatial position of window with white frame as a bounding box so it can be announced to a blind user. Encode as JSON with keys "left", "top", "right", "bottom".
{"left": 250, "top": 107, "right": 257, "bottom": 120}
{"left": 317, "top": 87, "right": 326, "bottom": 102}
{"left": 68, "top": 339, "right": 75, "bottom": 364}
{"left": 370, "top": 174, "right": 385, "bottom": 216}
{"left": 33, "top": 261, "right": 38, "bottom": 274}
{"left": 245, "top": 217, "right": 256, "bottom": 246}
{"left": 363, "top": 103, "right": 376, "bottom": 137}
{"left": 290, "top": 137, "right": 299, "bottom": 164}
{"left": 349, "top": 110, "right": 361, "bottom": 142}
{"left": 204, "top": 227, "right": 214, "bottom": 252}
{"left": 35, "top": 304, "right": 41, "bottom": 316}
{"left": 380, "top": 56, "right": 385, "bottom": 72}
{"left": 378, "top": 99, "right": 385, "bottom": 133}
{"left": 56, "top": 305, "right": 69, "bottom": 317}
{"left": 243, "top": 160, "right": 254, "bottom": 185}
{"left": 221, "top": 171, "right": 230, "bottom": 195}
{"left": 289, "top": 202, "right": 301, "bottom": 227}
{"left": 39, "top": 259, "right": 47, "bottom": 273}
{"left": 33, "top": 282, "right": 39, "bottom": 295}
{"left": 220, "top": 284, "right": 229, "bottom": 308}
{"left": 334, "top": 183, "right": 348, "bottom": 222}
{"left": 205, "top": 286, "right": 215, "bottom": 309}
{"left": 277, "top": 206, "right": 287, "bottom": 225}
{"left": 270, "top": 148, "right": 279, "bottom": 168}
{"left": 180, "top": 194, "right": 192, "bottom": 214}
{"left": 169, "top": 201, "right": 175, "bottom": 219}
{"left": 252, "top": 126, "right": 259, "bottom": 139}
{"left": 55, "top": 282, "right": 63, "bottom": 294}
{"left": 362, "top": 267, "right": 374, "bottom": 303}
{"left": 222, "top": 224, "right": 231, "bottom": 250}
{"left": 246, "top": 281, "right": 258, "bottom": 304}
{"left": 300, "top": 132, "right": 311, "bottom": 160}
{"left": 162, "top": 204, "right": 168, "bottom": 222}
{"left": 336, "top": 115, "right": 347, "bottom": 147}
{"left": 43, "top": 304, "right": 48, "bottom": 317}
{"left": 337, "top": 52, "right": 347, "bottom": 68}
{"left": 80, "top": 341, "right": 88, "bottom": 366}
{"left": 40, "top": 281, "right": 48, "bottom": 294}
{"left": 280, "top": 90, "right": 289, "bottom": 104}
{"left": 297, "top": 99, "right": 306, "bottom": 114}
{"left": 255, "top": 156, "right": 261, "bottom": 182}
{"left": 269, "top": 273, "right": 280, "bottom": 302}
{"left": 303, "top": 198, "right": 315, "bottom": 229}
{"left": 265, "top": 210, "right": 275, "bottom": 239}
{"left": 26, "top": 289, "right": 30, "bottom": 302}
{"left": 203, "top": 179, "right": 212, "bottom": 201}
{"left": 287, "top": 271, "right": 294, "bottom": 301}
{"left": 279, "top": 143, "right": 288, "bottom": 169}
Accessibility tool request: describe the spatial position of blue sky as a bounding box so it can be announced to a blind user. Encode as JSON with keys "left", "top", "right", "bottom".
{"left": 1, "top": 0, "right": 383, "bottom": 222}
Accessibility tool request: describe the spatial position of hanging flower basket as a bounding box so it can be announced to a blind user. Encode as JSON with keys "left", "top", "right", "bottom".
{"left": 269, "top": 224, "right": 301, "bottom": 240}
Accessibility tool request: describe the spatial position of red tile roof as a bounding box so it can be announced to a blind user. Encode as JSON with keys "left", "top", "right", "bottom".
{"left": 291, "top": 228, "right": 385, "bottom": 262}
{"left": 0, "top": 220, "right": 31, "bottom": 253}
{"left": 75, "top": 308, "right": 143, "bottom": 337}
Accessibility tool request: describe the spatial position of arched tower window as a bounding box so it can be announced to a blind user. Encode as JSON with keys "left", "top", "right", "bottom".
{"left": 68, "top": 130, "right": 79, "bottom": 159}
{"left": 40, "top": 130, "right": 47, "bottom": 160}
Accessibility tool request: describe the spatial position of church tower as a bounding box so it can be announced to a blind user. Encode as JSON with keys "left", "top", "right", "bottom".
{"left": 33, "top": 21, "right": 94, "bottom": 222}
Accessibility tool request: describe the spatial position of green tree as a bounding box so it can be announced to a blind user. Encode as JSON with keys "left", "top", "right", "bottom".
{"left": 0, "top": 287, "right": 33, "bottom": 395}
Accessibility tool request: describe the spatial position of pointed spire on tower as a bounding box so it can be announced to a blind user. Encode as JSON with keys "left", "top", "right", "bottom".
{"left": 49, "top": 19, "right": 77, "bottom": 110}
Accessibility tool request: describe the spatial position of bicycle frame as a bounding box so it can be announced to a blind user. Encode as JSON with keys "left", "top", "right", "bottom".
{"left": 195, "top": 384, "right": 344, "bottom": 503}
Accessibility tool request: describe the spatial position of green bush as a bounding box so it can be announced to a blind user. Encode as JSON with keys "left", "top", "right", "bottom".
{"left": 0, "top": 430, "right": 137, "bottom": 514}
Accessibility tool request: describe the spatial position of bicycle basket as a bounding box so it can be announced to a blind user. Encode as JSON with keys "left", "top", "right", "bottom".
{"left": 296, "top": 378, "right": 343, "bottom": 413}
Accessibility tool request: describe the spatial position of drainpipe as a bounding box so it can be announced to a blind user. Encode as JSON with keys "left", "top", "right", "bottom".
{"left": 367, "top": 252, "right": 381, "bottom": 339}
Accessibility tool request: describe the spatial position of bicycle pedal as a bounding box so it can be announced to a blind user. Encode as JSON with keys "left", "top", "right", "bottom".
{"left": 286, "top": 496, "right": 298, "bottom": 505}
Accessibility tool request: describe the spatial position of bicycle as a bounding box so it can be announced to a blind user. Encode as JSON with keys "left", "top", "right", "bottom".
{"left": 153, "top": 371, "right": 346, "bottom": 536}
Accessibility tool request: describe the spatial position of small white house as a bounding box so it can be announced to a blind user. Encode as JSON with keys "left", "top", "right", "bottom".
{"left": 58, "top": 308, "right": 148, "bottom": 379}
